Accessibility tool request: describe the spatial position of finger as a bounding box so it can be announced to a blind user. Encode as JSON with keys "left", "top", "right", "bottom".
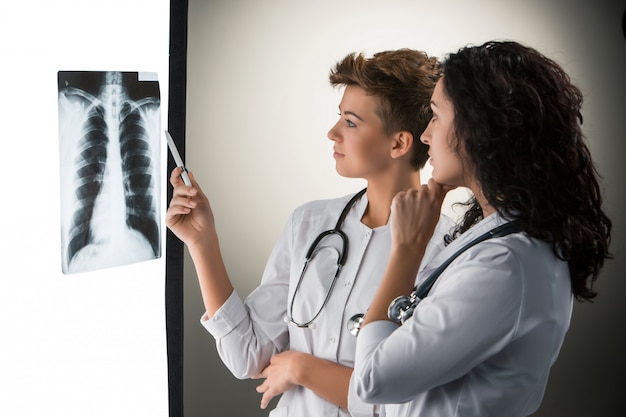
{"left": 427, "top": 177, "right": 443, "bottom": 190}
{"left": 427, "top": 178, "right": 458, "bottom": 196}
{"left": 259, "top": 390, "right": 275, "bottom": 410}
{"left": 391, "top": 189, "right": 410, "bottom": 208}
{"left": 168, "top": 194, "right": 197, "bottom": 211}
{"left": 394, "top": 189, "right": 407, "bottom": 200}
{"left": 169, "top": 183, "right": 199, "bottom": 207}
{"left": 185, "top": 171, "right": 206, "bottom": 199}
{"left": 170, "top": 168, "right": 200, "bottom": 195}
{"left": 255, "top": 380, "right": 267, "bottom": 394}
{"left": 169, "top": 167, "right": 185, "bottom": 186}
{"left": 166, "top": 203, "right": 191, "bottom": 218}
{"left": 392, "top": 187, "right": 418, "bottom": 210}
{"left": 420, "top": 180, "right": 450, "bottom": 206}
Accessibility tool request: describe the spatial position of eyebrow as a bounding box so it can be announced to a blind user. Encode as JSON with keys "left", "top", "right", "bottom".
{"left": 339, "top": 106, "right": 365, "bottom": 121}
{"left": 429, "top": 101, "right": 442, "bottom": 116}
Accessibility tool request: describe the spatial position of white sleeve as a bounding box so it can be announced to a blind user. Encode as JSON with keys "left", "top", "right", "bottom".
{"left": 200, "top": 212, "right": 295, "bottom": 379}
{"left": 350, "top": 320, "right": 398, "bottom": 407}
{"left": 352, "top": 241, "right": 524, "bottom": 404}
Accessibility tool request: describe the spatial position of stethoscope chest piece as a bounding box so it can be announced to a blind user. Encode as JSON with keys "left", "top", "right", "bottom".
{"left": 347, "top": 313, "right": 364, "bottom": 336}
{"left": 388, "top": 293, "right": 419, "bottom": 324}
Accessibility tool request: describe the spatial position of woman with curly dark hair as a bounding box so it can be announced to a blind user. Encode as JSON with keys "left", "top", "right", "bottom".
{"left": 350, "top": 40, "right": 612, "bottom": 416}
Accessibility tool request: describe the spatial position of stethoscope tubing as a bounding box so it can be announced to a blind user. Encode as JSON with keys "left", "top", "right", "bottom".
{"left": 287, "top": 188, "right": 367, "bottom": 329}
{"left": 416, "top": 220, "right": 522, "bottom": 299}
{"left": 388, "top": 220, "right": 523, "bottom": 324}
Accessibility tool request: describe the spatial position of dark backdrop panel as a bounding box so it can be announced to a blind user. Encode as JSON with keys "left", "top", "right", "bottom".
{"left": 167, "top": 1, "right": 188, "bottom": 416}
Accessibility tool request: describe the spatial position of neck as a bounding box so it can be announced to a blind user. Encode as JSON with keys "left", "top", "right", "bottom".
{"left": 470, "top": 183, "right": 496, "bottom": 218}
{"left": 362, "top": 170, "right": 422, "bottom": 228}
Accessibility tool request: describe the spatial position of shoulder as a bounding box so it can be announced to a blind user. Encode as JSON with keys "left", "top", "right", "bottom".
{"left": 428, "top": 233, "right": 531, "bottom": 311}
{"left": 290, "top": 191, "right": 362, "bottom": 221}
{"left": 461, "top": 229, "right": 534, "bottom": 267}
{"left": 432, "top": 220, "right": 544, "bottom": 286}
{"left": 478, "top": 232, "right": 550, "bottom": 264}
{"left": 457, "top": 231, "right": 566, "bottom": 295}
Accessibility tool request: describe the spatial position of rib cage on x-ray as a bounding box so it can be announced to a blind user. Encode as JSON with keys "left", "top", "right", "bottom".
{"left": 59, "top": 71, "right": 161, "bottom": 273}
{"left": 118, "top": 101, "right": 160, "bottom": 254}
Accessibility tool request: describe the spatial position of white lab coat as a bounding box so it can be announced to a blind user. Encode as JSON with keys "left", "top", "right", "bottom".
{"left": 351, "top": 213, "right": 573, "bottom": 417}
{"left": 202, "top": 191, "right": 454, "bottom": 417}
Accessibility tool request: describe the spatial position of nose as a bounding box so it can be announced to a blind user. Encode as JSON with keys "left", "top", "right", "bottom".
{"left": 328, "top": 120, "right": 341, "bottom": 142}
{"left": 420, "top": 123, "right": 431, "bottom": 145}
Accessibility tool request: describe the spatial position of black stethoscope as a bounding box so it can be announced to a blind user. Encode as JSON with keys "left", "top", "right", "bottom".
{"left": 387, "top": 220, "right": 522, "bottom": 325}
{"left": 285, "top": 188, "right": 367, "bottom": 330}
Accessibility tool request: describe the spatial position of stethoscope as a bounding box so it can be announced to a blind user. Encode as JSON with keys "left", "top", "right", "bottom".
{"left": 285, "top": 188, "right": 367, "bottom": 331}
{"left": 387, "top": 220, "right": 522, "bottom": 325}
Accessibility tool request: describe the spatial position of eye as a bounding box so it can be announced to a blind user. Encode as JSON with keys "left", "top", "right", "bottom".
{"left": 337, "top": 110, "right": 357, "bottom": 127}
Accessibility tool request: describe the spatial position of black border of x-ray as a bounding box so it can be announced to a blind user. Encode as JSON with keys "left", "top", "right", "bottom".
{"left": 167, "top": 1, "right": 188, "bottom": 416}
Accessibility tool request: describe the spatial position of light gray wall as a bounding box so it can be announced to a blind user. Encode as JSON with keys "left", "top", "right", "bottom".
{"left": 184, "top": 1, "right": 626, "bottom": 415}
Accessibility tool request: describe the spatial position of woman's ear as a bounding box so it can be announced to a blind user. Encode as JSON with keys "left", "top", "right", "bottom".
{"left": 390, "top": 131, "right": 413, "bottom": 159}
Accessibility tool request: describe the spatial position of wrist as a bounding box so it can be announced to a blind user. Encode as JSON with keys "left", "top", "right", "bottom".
{"left": 290, "top": 352, "right": 310, "bottom": 387}
{"left": 392, "top": 234, "right": 429, "bottom": 253}
{"left": 187, "top": 229, "right": 218, "bottom": 257}
{"left": 390, "top": 242, "right": 426, "bottom": 273}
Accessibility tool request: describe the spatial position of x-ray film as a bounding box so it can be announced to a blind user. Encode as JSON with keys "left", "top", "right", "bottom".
{"left": 58, "top": 71, "right": 161, "bottom": 274}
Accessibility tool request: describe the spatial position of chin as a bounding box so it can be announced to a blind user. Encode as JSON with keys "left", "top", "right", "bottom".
{"left": 335, "top": 167, "right": 357, "bottom": 179}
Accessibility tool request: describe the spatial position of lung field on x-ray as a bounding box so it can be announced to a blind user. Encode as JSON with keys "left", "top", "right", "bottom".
{"left": 58, "top": 71, "right": 161, "bottom": 274}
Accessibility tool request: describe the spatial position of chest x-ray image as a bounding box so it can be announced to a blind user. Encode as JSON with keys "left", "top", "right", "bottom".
{"left": 58, "top": 71, "right": 161, "bottom": 274}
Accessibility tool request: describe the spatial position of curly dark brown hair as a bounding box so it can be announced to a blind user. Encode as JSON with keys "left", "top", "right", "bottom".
{"left": 441, "top": 40, "right": 612, "bottom": 301}
{"left": 329, "top": 49, "right": 441, "bottom": 170}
